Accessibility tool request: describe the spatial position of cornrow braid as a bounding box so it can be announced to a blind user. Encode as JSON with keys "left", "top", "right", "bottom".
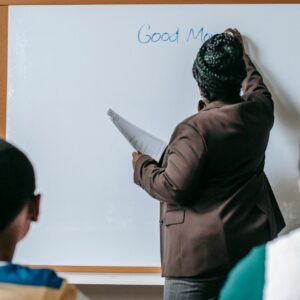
{"left": 193, "top": 33, "right": 246, "bottom": 102}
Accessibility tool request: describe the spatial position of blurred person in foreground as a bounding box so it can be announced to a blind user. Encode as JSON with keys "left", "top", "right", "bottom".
{"left": 0, "top": 139, "right": 88, "bottom": 300}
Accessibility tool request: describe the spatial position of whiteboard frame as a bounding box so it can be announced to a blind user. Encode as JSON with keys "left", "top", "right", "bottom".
{"left": 0, "top": 0, "right": 300, "bottom": 4}
{"left": 0, "top": 0, "right": 299, "bottom": 274}
{"left": 0, "top": 6, "right": 7, "bottom": 139}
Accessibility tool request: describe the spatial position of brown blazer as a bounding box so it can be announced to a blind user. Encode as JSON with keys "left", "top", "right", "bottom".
{"left": 134, "top": 54, "right": 285, "bottom": 278}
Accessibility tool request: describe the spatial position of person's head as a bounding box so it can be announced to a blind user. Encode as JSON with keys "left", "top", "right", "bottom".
{"left": 193, "top": 32, "right": 246, "bottom": 103}
{"left": 0, "top": 139, "right": 40, "bottom": 247}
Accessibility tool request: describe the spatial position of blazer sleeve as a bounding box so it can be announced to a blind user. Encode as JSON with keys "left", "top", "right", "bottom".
{"left": 134, "top": 122, "right": 207, "bottom": 205}
{"left": 242, "top": 54, "right": 273, "bottom": 109}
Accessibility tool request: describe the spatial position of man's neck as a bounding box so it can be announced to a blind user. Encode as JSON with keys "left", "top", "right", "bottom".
{"left": 0, "top": 234, "right": 16, "bottom": 262}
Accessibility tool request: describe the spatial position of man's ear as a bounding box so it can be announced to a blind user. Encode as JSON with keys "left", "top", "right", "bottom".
{"left": 29, "top": 194, "right": 41, "bottom": 222}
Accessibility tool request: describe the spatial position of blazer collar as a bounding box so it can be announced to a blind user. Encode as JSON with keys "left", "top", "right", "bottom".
{"left": 201, "top": 97, "right": 242, "bottom": 112}
{"left": 201, "top": 100, "right": 225, "bottom": 111}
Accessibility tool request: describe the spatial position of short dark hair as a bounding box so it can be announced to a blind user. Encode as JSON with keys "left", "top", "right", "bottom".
{"left": 193, "top": 33, "right": 246, "bottom": 102}
{"left": 0, "top": 139, "right": 35, "bottom": 231}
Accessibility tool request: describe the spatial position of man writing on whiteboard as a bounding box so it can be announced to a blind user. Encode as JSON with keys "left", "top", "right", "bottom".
{"left": 132, "top": 29, "right": 285, "bottom": 300}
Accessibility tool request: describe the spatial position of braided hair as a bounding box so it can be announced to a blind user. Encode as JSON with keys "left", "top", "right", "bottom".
{"left": 193, "top": 33, "right": 246, "bottom": 102}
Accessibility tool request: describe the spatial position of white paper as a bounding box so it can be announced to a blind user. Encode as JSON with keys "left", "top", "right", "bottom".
{"left": 107, "top": 109, "right": 167, "bottom": 162}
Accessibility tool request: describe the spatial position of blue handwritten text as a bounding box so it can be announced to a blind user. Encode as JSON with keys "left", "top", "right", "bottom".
{"left": 137, "top": 24, "right": 179, "bottom": 44}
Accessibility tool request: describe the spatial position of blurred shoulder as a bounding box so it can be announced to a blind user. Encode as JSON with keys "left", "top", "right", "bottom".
{"left": 264, "top": 228, "right": 300, "bottom": 300}
{"left": 219, "top": 245, "right": 266, "bottom": 300}
{"left": 0, "top": 264, "right": 88, "bottom": 299}
{"left": 0, "top": 264, "right": 63, "bottom": 288}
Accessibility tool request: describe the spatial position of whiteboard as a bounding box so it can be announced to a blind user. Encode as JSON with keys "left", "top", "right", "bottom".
{"left": 7, "top": 4, "right": 300, "bottom": 267}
